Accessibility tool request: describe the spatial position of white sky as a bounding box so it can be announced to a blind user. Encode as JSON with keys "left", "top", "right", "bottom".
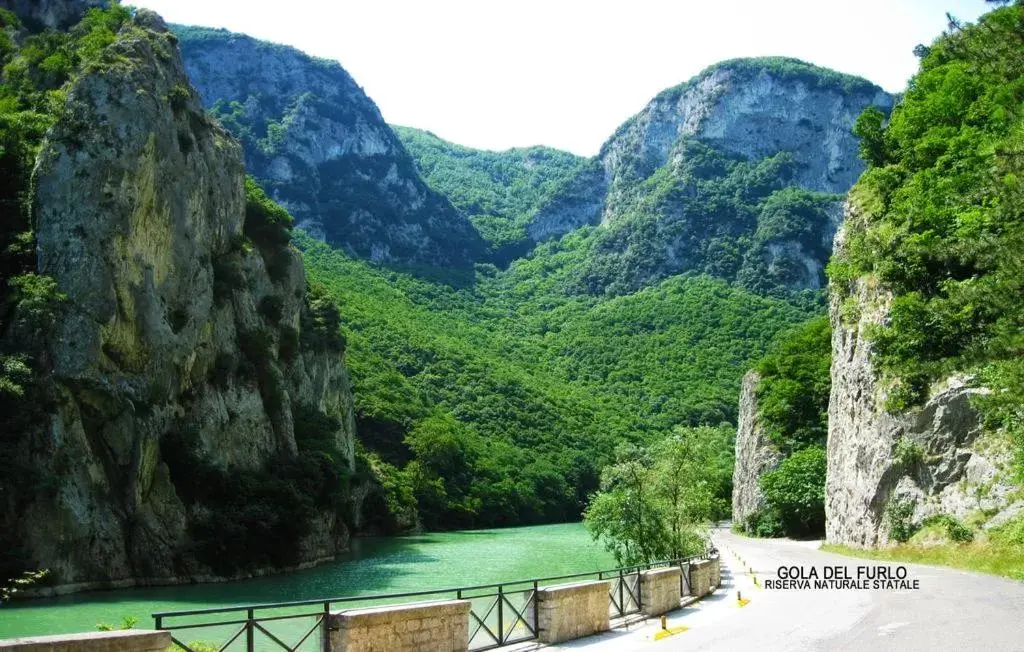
{"left": 132, "top": 0, "right": 993, "bottom": 156}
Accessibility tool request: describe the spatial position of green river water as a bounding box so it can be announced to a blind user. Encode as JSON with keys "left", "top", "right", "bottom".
{"left": 0, "top": 522, "right": 615, "bottom": 641}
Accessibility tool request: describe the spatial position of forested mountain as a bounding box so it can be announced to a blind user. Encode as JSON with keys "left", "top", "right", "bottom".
{"left": 166, "top": 30, "right": 891, "bottom": 535}
{"left": 525, "top": 58, "right": 894, "bottom": 297}
{"left": 174, "top": 26, "right": 484, "bottom": 271}
{"left": 393, "top": 126, "right": 583, "bottom": 265}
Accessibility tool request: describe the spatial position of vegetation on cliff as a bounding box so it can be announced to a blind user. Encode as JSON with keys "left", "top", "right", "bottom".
{"left": 0, "top": 4, "right": 359, "bottom": 583}
{"left": 830, "top": 4, "right": 1024, "bottom": 476}
{"left": 740, "top": 317, "right": 831, "bottom": 538}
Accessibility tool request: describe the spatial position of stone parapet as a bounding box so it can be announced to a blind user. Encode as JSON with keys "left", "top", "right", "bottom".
{"left": 536, "top": 580, "right": 611, "bottom": 644}
{"left": 689, "top": 559, "right": 714, "bottom": 597}
{"left": 0, "top": 631, "right": 171, "bottom": 652}
{"left": 329, "top": 599, "right": 470, "bottom": 652}
{"left": 639, "top": 567, "right": 682, "bottom": 616}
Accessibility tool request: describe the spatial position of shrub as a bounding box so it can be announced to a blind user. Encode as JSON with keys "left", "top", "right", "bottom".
{"left": 278, "top": 325, "right": 299, "bottom": 363}
{"left": 759, "top": 445, "right": 827, "bottom": 538}
{"left": 886, "top": 498, "right": 917, "bottom": 543}
{"left": 921, "top": 514, "right": 974, "bottom": 543}
{"left": 894, "top": 437, "right": 925, "bottom": 469}
{"left": 167, "top": 85, "right": 191, "bottom": 112}
{"left": 209, "top": 352, "right": 235, "bottom": 388}
{"left": 212, "top": 256, "right": 245, "bottom": 303}
{"left": 244, "top": 177, "right": 293, "bottom": 247}
{"left": 300, "top": 283, "right": 345, "bottom": 352}
{"left": 744, "top": 507, "right": 784, "bottom": 538}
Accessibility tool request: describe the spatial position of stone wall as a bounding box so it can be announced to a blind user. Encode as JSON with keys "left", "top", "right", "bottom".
{"left": 0, "top": 630, "right": 170, "bottom": 652}
{"left": 689, "top": 559, "right": 714, "bottom": 597}
{"left": 328, "top": 600, "right": 470, "bottom": 652}
{"left": 536, "top": 580, "right": 611, "bottom": 644}
{"left": 639, "top": 567, "right": 681, "bottom": 616}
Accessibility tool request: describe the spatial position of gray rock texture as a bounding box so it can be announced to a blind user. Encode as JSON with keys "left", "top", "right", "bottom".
{"left": 9, "top": 10, "right": 357, "bottom": 590}
{"left": 174, "top": 26, "right": 484, "bottom": 271}
{"left": 825, "top": 203, "right": 1016, "bottom": 546}
{"left": 530, "top": 61, "right": 893, "bottom": 243}
{"left": 0, "top": 0, "right": 106, "bottom": 29}
{"left": 731, "top": 371, "right": 783, "bottom": 525}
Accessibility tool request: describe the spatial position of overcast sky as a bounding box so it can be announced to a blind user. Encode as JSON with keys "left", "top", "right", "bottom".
{"left": 132, "top": 0, "right": 993, "bottom": 156}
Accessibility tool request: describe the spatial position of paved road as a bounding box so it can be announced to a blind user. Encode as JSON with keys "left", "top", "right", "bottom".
{"left": 547, "top": 526, "right": 1024, "bottom": 651}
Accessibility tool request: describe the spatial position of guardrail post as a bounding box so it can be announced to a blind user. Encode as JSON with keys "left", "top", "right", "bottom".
{"left": 637, "top": 567, "right": 643, "bottom": 611}
{"left": 321, "top": 601, "right": 330, "bottom": 652}
{"left": 618, "top": 569, "right": 624, "bottom": 616}
{"left": 155, "top": 615, "right": 162, "bottom": 631}
{"left": 246, "top": 608, "right": 254, "bottom": 652}
{"left": 497, "top": 584, "right": 504, "bottom": 644}
{"left": 533, "top": 580, "right": 539, "bottom": 635}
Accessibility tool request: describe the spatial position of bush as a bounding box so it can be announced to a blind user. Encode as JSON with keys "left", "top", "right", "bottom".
{"left": 300, "top": 283, "right": 345, "bottom": 352}
{"left": 244, "top": 177, "right": 293, "bottom": 247}
{"left": 744, "top": 508, "right": 784, "bottom": 538}
{"left": 886, "top": 498, "right": 917, "bottom": 543}
{"left": 921, "top": 514, "right": 974, "bottom": 543}
{"left": 212, "top": 256, "right": 245, "bottom": 303}
{"left": 759, "top": 445, "right": 827, "bottom": 538}
{"left": 894, "top": 437, "right": 925, "bottom": 469}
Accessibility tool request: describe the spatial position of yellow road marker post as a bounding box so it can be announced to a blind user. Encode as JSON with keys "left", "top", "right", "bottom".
{"left": 653, "top": 615, "right": 689, "bottom": 641}
{"left": 736, "top": 590, "right": 751, "bottom": 608}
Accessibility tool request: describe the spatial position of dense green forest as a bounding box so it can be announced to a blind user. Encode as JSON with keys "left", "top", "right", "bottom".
{"left": 832, "top": 3, "right": 1024, "bottom": 475}
{"left": 394, "top": 126, "right": 584, "bottom": 265}
{"left": 299, "top": 232, "right": 815, "bottom": 530}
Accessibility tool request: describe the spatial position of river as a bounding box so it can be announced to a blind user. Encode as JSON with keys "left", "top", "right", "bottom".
{"left": 0, "top": 522, "right": 614, "bottom": 639}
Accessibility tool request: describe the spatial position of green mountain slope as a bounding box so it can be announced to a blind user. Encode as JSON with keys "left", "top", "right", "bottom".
{"left": 393, "top": 126, "right": 584, "bottom": 265}
{"left": 299, "top": 232, "right": 815, "bottom": 530}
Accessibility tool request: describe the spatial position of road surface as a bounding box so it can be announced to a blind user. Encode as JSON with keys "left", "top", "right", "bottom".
{"left": 546, "top": 526, "right": 1024, "bottom": 651}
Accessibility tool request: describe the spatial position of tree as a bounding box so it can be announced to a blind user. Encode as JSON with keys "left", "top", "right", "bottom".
{"left": 584, "top": 445, "right": 667, "bottom": 566}
{"left": 759, "top": 446, "right": 827, "bottom": 537}
{"left": 853, "top": 106, "right": 888, "bottom": 167}
{"left": 651, "top": 432, "right": 717, "bottom": 558}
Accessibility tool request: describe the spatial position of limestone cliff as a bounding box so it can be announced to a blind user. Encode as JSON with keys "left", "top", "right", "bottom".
{"left": 731, "top": 371, "right": 782, "bottom": 525}
{"left": 0, "top": 0, "right": 104, "bottom": 29}
{"left": 173, "top": 26, "right": 484, "bottom": 271}
{"left": 2, "top": 8, "right": 358, "bottom": 591}
{"left": 530, "top": 58, "right": 893, "bottom": 296}
{"left": 825, "top": 205, "right": 1016, "bottom": 547}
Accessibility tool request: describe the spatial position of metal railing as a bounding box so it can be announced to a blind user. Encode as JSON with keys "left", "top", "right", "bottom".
{"left": 153, "top": 548, "right": 716, "bottom": 652}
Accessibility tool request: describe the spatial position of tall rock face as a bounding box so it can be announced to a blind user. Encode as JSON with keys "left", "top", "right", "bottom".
{"left": 173, "top": 27, "right": 484, "bottom": 271}
{"left": 3, "top": 9, "right": 358, "bottom": 590}
{"left": 0, "top": 0, "right": 105, "bottom": 29}
{"left": 731, "top": 371, "right": 782, "bottom": 525}
{"left": 826, "top": 206, "right": 1016, "bottom": 547}
{"left": 529, "top": 58, "right": 893, "bottom": 296}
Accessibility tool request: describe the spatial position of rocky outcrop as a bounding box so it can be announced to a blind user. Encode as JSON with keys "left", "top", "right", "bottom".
{"left": 0, "top": 0, "right": 105, "bottom": 30}
{"left": 5, "top": 9, "right": 358, "bottom": 590}
{"left": 174, "top": 26, "right": 484, "bottom": 271}
{"left": 825, "top": 204, "right": 1016, "bottom": 547}
{"left": 732, "top": 371, "right": 783, "bottom": 525}
{"left": 528, "top": 58, "right": 894, "bottom": 296}
{"left": 530, "top": 59, "right": 893, "bottom": 244}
